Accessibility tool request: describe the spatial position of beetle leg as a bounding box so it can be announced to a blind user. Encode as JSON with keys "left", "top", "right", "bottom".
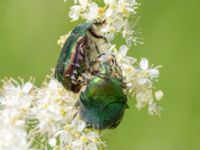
{"left": 87, "top": 53, "right": 114, "bottom": 79}
{"left": 93, "top": 19, "right": 106, "bottom": 26}
{"left": 92, "top": 71, "right": 109, "bottom": 79}
{"left": 110, "top": 53, "right": 124, "bottom": 82}
{"left": 88, "top": 27, "right": 107, "bottom": 43}
{"left": 73, "top": 110, "right": 79, "bottom": 120}
{"left": 71, "top": 77, "right": 86, "bottom": 85}
{"left": 95, "top": 44, "right": 101, "bottom": 54}
{"left": 91, "top": 52, "right": 106, "bottom": 64}
{"left": 75, "top": 100, "right": 80, "bottom": 108}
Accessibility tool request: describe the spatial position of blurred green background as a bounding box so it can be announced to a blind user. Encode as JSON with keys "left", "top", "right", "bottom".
{"left": 0, "top": 0, "right": 200, "bottom": 150}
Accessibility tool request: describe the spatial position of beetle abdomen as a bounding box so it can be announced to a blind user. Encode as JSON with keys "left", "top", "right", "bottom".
{"left": 78, "top": 76, "right": 128, "bottom": 130}
{"left": 79, "top": 95, "right": 127, "bottom": 129}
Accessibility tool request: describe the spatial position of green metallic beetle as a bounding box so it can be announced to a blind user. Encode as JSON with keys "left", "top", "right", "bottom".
{"left": 55, "top": 22, "right": 106, "bottom": 93}
{"left": 76, "top": 63, "right": 128, "bottom": 130}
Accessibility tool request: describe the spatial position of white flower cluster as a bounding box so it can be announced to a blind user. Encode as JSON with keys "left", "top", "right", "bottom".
{"left": 68, "top": 0, "right": 140, "bottom": 46}
{"left": 114, "top": 45, "right": 164, "bottom": 116}
{"left": 0, "top": 78, "right": 33, "bottom": 150}
{"left": 0, "top": 78, "right": 106, "bottom": 150}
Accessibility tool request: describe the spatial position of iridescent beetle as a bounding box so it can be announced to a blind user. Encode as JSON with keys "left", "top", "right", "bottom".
{"left": 76, "top": 62, "right": 129, "bottom": 130}
{"left": 55, "top": 22, "right": 106, "bottom": 93}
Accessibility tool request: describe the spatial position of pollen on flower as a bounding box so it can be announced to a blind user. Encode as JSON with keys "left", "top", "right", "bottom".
{"left": 122, "top": 9, "right": 129, "bottom": 17}
{"left": 111, "top": 5, "right": 117, "bottom": 10}
{"left": 98, "top": 7, "right": 106, "bottom": 15}
{"left": 81, "top": 135, "right": 89, "bottom": 143}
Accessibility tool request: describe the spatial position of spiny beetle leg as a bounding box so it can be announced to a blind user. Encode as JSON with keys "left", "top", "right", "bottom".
{"left": 93, "top": 19, "right": 106, "bottom": 26}
{"left": 84, "top": 53, "right": 105, "bottom": 76}
{"left": 88, "top": 27, "right": 107, "bottom": 43}
{"left": 95, "top": 44, "right": 101, "bottom": 54}
{"left": 109, "top": 53, "right": 124, "bottom": 82}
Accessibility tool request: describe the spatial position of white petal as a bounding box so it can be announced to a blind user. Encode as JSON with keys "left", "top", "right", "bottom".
{"left": 126, "top": 82, "right": 133, "bottom": 87}
{"left": 98, "top": 50, "right": 112, "bottom": 62}
{"left": 124, "top": 56, "right": 137, "bottom": 65}
{"left": 148, "top": 68, "right": 159, "bottom": 78}
{"left": 49, "top": 79, "right": 59, "bottom": 90}
{"left": 135, "top": 101, "right": 146, "bottom": 110}
{"left": 126, "top": 36, "right": 134, "bottom": 47}
{"left": 86, "top": 143, "right": 98, "bottom": 150}
{"left": 112, "top": 16, "right": 124, "bottom": 31}
{"left": 140, "top": 58, "right": 149, "bottom": 70}
{"left": 148, "top": 103, "right": 161, "bottom": 116}
{"left": 155, "top": 90, "right": 164, "bottom": 101}
{"left": 71, "top": 118, "right": 86, "bottom": 132}
{"left": 48, "top": 138, "right": 56, "bottom": 147}
{"left": 137, "top": 78, "right": 147, "bottom": 85}
{"left": 109, "top": 44, "right": 116, "bottom": 51}
{"left": 105, "top": 33, "right": 115, "bottom": 42}
{"left": 79, "top": 0, "right": 88, "bottom": 7}
{"left": 22, "top": 82, "right": 32, "bottom": 94}
{"left": 69, "top": 6, "right": 82, "bottom": 21}
{"left": 100, "top": 24, "right": 111, "bottom": 33}
{"left": 87, "top": 132, "right": 99, "bottom": 139}
{"left": 105, "top": 8, "right": 113, "bottom": 17}
{"left": 89, "top": 3, "right": 99, "bottom": 13}
{"left": 104, "top": 0, "right": 116, "bottom": 5}
{"left": 136, "top": 92, "right": 146, "bottom": 102}
{"left": 84, "top": 2, "right": 99, "bottom": 21}
{"left": 119, "top": 45, "right": 128, "bottom": 56}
